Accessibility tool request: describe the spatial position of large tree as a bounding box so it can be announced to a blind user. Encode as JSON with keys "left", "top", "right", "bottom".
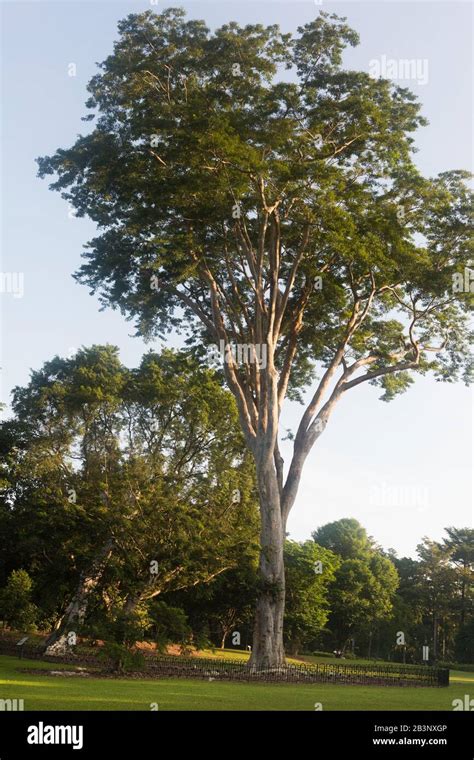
{"left": 37, "top": 8, "right": 473, "bottom": 666}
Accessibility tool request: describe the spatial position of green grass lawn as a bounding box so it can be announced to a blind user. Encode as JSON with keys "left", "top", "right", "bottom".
{"left": 184, "top": 647, "right": 302, "bottom": 664}
{"left": 0, "top": 655, "right": 472, "bottom": 711}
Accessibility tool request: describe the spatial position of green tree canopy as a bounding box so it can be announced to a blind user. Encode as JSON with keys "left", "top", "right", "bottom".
{"left": 313, "top": 519, "right": 398, "bottom": 649}
{"left": 312, "top": 517, "right": 375, "bottom": 559}
{"left": 0, "top": 346, "right": 259, "bottom": 643}
{"left": 284, "top": 539, "right": 339, "bottom": 654}
{"left": 0, "top": 569, "right": 38, "bottom": 630}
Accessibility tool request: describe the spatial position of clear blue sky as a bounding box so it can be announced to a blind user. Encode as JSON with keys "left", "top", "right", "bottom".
{"left": 1, "top": 0, "right": 472, "bottom": 557}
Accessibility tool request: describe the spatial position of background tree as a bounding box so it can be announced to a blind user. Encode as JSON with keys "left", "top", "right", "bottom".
{"left": 454, "top": 618, "right": 474, "bottom": 664}
{"left": 415, "top": 537, "right": 458, "bottom": 660}
{"left": 37, "top": 8, "right": 473, "bottom": 666}
{"left": 312, "top": 518, "right": 373, "bottom": 559}
{"left": 167, "top": 560, "right": 258, "bottom": 651}
{"left": 206, "top": 565, "right": 257, "bottom": 650}
{"left": 374, "top": 531, "right": 474, "bottom": 664}
{"left": 442, "top": 527, "right": 474, "bottom": 625}
{"left": 375, "top": 555, "right": 424, "bottom": 662}
{"left": 314, "top": 519, "right": 399, "bottom": 651}
{"left": 284, "top": 540, "right": 339, "bottom": 655}
{"left": 0, "top": 569, "right": 38, "bottom": 631}
{"left": 0, "top": 346, "right": 259, "bottom": 649}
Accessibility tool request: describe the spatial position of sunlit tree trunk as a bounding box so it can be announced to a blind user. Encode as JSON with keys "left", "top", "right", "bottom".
{"left": 249, "top": 461, "right": 286, "bottom": 668}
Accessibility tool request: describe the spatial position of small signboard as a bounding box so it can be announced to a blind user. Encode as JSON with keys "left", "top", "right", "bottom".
{"left": 16, "top": 636, "right": 29, "bottom": 659}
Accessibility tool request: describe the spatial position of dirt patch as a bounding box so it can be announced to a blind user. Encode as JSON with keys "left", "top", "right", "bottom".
{"left": 19, "top": 667, "right": 93, "bottom": 678}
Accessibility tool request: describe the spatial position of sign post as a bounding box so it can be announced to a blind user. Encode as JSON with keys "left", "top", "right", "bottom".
{"left": 16, "top": 636, "right": 29, "bottom": 660}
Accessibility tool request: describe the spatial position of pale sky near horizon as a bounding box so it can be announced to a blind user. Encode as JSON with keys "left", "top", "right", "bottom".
{"left": 0, "top": 0, "right": 472, "bottom": 558}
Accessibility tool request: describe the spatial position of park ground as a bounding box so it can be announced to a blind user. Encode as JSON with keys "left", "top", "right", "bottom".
{"left": 0, "top": 653, "right": 472, "bottom": 711}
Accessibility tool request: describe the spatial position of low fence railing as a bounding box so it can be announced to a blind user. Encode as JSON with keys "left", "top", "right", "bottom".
{"left": 0, "top": 641, "right": 449, "bottom": 687}
{"left": 145, "top": 655, "right": 449, "bottom": 687}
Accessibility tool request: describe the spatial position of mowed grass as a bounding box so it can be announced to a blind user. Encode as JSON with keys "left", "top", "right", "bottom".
{"left": 0, "top": 655, "right": 472, "bottom": 711}
{"left": 185, "top": 647, "right": 302, "bottom": 664}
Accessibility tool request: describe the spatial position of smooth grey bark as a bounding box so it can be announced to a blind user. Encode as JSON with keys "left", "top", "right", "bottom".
{"left": 44, "top": 538, "right": 114, "bottom": 653}
{"left": 248, "top": 460, "right": 286, "bottom": 669}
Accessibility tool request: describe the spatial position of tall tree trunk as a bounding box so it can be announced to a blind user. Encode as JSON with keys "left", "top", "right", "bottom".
{"left": 248, "top": 462, "right": 285, "bottom": 669}
{"left": 433, "top": 611, "right": 438, "bottom": 660}
{"left": 461, "top": 561, "right": 466, "bottom": 624}
{"left": 44, "top": 538, "right": 114, "bottom": 653}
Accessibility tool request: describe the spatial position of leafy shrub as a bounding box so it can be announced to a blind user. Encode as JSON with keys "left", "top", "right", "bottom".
{"left": 0, "top": 570, "right": 38, "bottom": 630}
{"left": 99, "top": 641, "right": 145, "bottom": 673}
{"left": 437, "top": 661, "right": 474, "bottom": 672}
{"left": 94, "top": 611, "right": 147, "bottom": 673}
{"left": 148, "top": 601, "right": 192, "bottom": 652}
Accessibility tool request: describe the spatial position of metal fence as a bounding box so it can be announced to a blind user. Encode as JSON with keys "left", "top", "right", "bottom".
{"left": 145, "top": 655, "right": 449, "bottom": 687}
{"left": 0, "top": 641, "right": 99, "bottom": 667}
{"left": 0, "top": 642, "right": 449, "bottom": 687}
